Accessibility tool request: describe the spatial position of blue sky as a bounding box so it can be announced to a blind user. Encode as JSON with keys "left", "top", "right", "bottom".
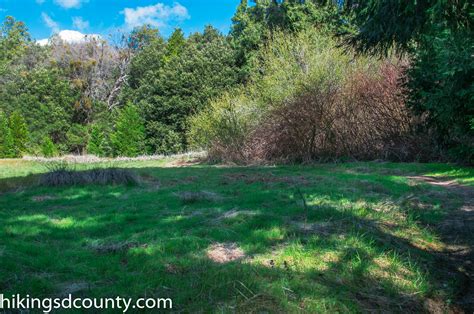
{"left": 0, "top": 0, "right": 241, "bottom": 41}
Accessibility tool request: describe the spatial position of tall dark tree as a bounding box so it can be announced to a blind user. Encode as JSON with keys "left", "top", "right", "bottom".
{"left": 125, "top": 26, "right": 239, "bottom": 154}
{"left": 230, "top": 0, "right": 351, "bottom": 79}
{"left": 346, "top": 0, "right": 471, "bottom": 53}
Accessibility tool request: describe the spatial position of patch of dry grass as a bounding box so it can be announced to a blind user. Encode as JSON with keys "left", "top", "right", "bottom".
{"left": 207, "top": 243, "right": 245, "bottom": 264}
{"left": 40, "top": 167, "right": 139, "bottom": 187}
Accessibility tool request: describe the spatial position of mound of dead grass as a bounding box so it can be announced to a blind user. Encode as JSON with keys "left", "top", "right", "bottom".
{"left": 40, "top": 163, "right": 139, "bottom": 187}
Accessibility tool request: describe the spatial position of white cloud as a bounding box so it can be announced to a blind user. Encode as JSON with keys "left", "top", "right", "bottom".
{"left": 42, "top": 12, "right": 59, "bottom": 33}
{"left": 121, "top": 2, "right": 190, "bottom": 29}
{"left": 54, "top": 0, "right": 84, "bottom": 9}
{"left": 72, "top": 16, "right": 89, "bottom": 31}
{"left": 58, "top": 30, "right": 101, "bottom": 42}
{"left": 36, "top": 38, "right": 49, "bottom": 46}
{"left": 37, "top": 30, "right": 101, "bottom": 46}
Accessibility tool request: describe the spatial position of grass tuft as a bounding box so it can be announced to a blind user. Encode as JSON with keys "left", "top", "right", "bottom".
{"left": 40, "top": 162, "right": 139, "bottom": 187}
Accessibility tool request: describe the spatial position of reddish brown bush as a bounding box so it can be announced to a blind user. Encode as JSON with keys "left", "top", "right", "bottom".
{"left": 246, "top": 61, "right": 418, "bottom": 162}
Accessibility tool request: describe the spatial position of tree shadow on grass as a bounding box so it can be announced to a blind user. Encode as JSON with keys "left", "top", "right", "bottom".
{"left": 0, "top": 165, "right": 472, "bottom": 312}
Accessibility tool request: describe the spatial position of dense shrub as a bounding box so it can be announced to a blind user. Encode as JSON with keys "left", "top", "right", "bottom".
{"left": 250, "top": 62, "right": 414, "bottom": 162}
{"left": 189, "top": 29, "right": 418, "bottom": 163}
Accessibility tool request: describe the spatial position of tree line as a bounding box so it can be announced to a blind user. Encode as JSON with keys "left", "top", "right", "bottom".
{"left": 0, "top": 0, "right": 471, "bottom": 163}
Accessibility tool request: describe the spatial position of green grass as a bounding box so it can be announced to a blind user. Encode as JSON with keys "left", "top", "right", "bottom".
{"left": 0, "top": 159, "right": 472, "bottom": 312}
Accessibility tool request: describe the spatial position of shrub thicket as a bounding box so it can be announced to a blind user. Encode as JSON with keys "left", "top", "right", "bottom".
{"left": 189, "top": 29, "right": 418, "bottom": 163}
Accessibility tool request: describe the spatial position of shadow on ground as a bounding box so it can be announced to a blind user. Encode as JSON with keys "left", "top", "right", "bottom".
{"left": 0, "top": 163, "right": 472, "bottom": 312}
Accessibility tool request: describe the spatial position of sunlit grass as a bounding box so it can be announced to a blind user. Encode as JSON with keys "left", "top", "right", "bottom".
{"left": 0, "top": 158, "right": 471, "bottom": 312}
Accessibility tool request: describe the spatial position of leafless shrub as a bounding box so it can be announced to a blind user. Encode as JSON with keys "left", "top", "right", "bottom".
{"left": 40, "top": 162, "right": 139, "bottom": 187}
{"left": 248, "top": 61, "right": 417, "bottom": 162}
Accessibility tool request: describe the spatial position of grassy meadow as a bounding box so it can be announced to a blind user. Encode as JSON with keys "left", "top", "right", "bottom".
{"left": 0, "top": 157, "right": 472, "bottom": 312}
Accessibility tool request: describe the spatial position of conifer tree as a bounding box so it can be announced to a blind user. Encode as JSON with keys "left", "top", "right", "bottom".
{"left": 87, "top": 124, "right": 105, "bottom": 156}
{"left": 0, "top": 111, "right": 14, "bottom": 158}
{"left": 9, "top": 110, "right": 29, "bottom": 157}
{"left": 41, "top": 136, "right": 58, "bottom": 157}
{"left": 111, "top": 103, "right": 145, "bottom": 157}
{"left": 162, "top": 28, "right": 186, "bottom": 64}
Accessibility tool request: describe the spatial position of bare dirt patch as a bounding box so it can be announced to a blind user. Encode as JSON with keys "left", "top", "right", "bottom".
{"left": 207, "top": 243, "right": 245, "bottom": 264}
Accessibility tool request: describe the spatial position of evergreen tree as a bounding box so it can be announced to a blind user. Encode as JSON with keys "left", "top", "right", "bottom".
{"left": 0, "top": 111, "right": 14, "bottom": 158}
{"left": 87, "top": 124, "right": 105, "bottom": 156}
{"left": 41, "top": 135, "right": 58, "bottom": 157}
{"left": 124, "top": 26, "right": 239, "bottom": 154}
{"left": 111, "top": 103, "right": 145, "bottom": 157}
{"left": 346, "top": 0, "right": 470, "bottom": 54}
{"left": 9, "top": 110, "right": 29, "bottom": 157}
{"left": 66, "top": 124, "right": 88, "bottom": 155}
{"left": 162, "top": 28, "right": 186, "bottom": 64}
{"left": 230, "top": 0, "right": 350, "bottom": 78}
{"left": 0, "top": 16, "right": 31, "bottom": 76}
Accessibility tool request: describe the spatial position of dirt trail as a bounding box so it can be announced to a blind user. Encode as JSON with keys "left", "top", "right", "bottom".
{"left": 409, "top": 176, "right": 474, "bottom": 313}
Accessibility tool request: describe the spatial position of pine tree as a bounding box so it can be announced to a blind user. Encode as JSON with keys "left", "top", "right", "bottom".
{"left": 162, "top": 28, "right": 186, "bottom": 64}
{"left": 41, "top": 136, "right": 58, "bottom": 157}
{"left": 0, "top": 111, "right": 14, "bottom": 158}
{"left": 9, "top": 110, "right": 29, "bottom": 157}
{"left": 111, "top": 103, "right": 145, "bottom": 157}
{"left": 87, "top": 124, "right": 105, "bottom": 156}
